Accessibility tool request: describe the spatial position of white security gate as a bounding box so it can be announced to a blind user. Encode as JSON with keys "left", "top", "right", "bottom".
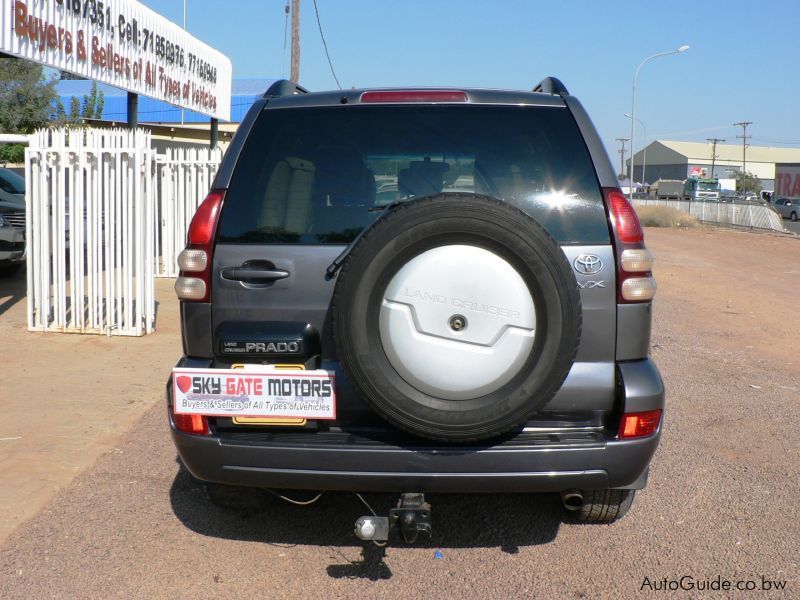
{"left": 155, "top": 147, "right": 222, "bottom": 278}
{"left": 25, "top": 128, "right": 157, "bottom": 336}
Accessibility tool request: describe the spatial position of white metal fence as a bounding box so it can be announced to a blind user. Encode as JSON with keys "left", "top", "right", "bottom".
{"left": 24, "top": 128, "right": 221, "bottom": 336}
{"left": 632, "top": 198, "right": 786, "bottom": 232}
{"left": 26, "top": 128, "right": 157, "bottom": 336}
{"left": 155, "top": 147, "right": 222, "bottom": 278}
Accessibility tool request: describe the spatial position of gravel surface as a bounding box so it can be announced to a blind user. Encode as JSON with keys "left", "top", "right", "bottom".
{"left": 1, "top": 227, "right": 798, "bottom": 599}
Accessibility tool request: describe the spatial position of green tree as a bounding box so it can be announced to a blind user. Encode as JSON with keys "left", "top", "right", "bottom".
{"left": 69, "top": 96, "right": 81, "bottom": 123}
{"left": 0, "top": 144, "right": 25, "bottom": 163}
{"left": 62, "top": 81, "right": 105, "bottom": 125}
{"left": 81, "top": 81, "right": 104, "bottom": 119}
{"left": 54, "top": 97, "right": 66, "bottom": 123}
{"left": 0, "top": 57, "right": 59, "bottom": 133}
{"left": 734, "top": 171, "right": 762, "bottom": 195}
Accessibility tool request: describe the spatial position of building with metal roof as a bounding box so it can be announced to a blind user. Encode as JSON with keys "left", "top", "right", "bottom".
{"left": 56, "top": 78, "right": 277, "bottom": 124}
{"left": 626, "top": 140, "right": 800, "bottom": 191}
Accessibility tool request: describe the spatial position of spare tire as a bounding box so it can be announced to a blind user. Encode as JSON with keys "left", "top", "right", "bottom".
{"left": 332, "top": 193, "right": 581, "bottom": 442}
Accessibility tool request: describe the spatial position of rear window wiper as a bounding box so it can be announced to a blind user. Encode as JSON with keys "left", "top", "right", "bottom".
{"left": 325, "top": 200, "right": 405, "bottom": 280}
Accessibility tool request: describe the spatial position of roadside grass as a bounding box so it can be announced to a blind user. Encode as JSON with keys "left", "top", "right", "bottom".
{"left": 636, "top": 206, "right": 700, "bottom": 228}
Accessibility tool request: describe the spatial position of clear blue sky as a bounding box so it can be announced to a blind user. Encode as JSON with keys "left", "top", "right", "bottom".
{"left": 144, "top": 0, "right": 799, "bottom": 163}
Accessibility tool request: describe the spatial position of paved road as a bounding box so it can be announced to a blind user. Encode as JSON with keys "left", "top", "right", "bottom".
{"left": 782, "top": 218, "right": 800, "bottom": 235}
{"left": 1, "top": 228, "right": 798, "bottom": 598}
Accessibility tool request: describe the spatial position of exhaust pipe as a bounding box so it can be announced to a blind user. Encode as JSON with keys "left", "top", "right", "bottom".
{"left": 561, "top": 490, "right": 584, "bottom": 511}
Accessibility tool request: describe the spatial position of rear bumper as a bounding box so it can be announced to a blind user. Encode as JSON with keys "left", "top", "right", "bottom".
{"left": 168, "top": 358, "right": 664, "bottom": 493}
{"left": 0, "top": 230, "right": 25, "bottom": 265}
{"left": 0, "top": 251, "right": 24, "bottom": 265}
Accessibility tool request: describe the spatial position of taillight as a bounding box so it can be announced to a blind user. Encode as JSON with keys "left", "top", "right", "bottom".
{"left": 607, "top": 189, "right": 644, "bottom": 243}
{"left": 618, "top": 409, "right": 662, "bottom": 439}
{"left": 360, "top": 90, "right": 468, "bottom": 103}
{"left": 603, "top": 188, "right": 656, "bottom": 303}
{"left": 172, "top": 410, "right": 210, "bottom": 435}
{"left": 175, "top": 189, "right": 225, "bottom": 302}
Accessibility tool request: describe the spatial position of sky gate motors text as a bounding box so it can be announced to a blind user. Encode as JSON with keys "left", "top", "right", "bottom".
{"left": 190, "top": 375, "right": 333, "bottom": 398}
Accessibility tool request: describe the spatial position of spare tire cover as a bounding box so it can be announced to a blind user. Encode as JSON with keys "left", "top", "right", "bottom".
{"left": 332, "top": 193, "right": 581, "bottom": 442}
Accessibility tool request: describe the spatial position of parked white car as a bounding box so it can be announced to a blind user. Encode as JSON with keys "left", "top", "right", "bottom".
{"left": 773, "top": 198, "right": 799, "bottom": 221}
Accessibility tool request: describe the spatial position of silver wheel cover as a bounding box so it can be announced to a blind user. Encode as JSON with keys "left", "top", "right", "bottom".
{"left": 379, "top": 245, "right": 536, "bottom": 400}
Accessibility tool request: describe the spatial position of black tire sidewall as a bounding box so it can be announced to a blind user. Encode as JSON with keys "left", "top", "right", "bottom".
{"left": 333, "top": 194, "right": 581, "bottom": 441}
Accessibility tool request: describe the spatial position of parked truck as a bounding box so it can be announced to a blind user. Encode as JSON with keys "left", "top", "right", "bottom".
{"left": 649, "top": 178, "right": 720, "bottom": 201}
{"left": 683, "top": 177, "right": 720, "bottom": 201}
{"left": 649, "top": 179, "right": 685, "bottom": 200}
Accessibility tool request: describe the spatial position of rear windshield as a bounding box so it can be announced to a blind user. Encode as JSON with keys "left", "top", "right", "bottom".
{"left": 219, "top": 104, "right": 609, "bottom": 245}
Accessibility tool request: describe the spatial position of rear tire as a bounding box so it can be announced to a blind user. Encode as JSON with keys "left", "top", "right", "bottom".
{"left": 332, "top": 193, "right": 581, "bottom": 442}
{"left": 570, "top": 489, "right": 635, "bottom": 523}
{"left": 791, "top": 211, "right": 798, "bottom": 222}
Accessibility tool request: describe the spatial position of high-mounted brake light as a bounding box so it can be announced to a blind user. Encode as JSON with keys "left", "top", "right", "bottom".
{"left": 618, "top": 409, "right": 662, "bottom": 439}
{"left": 360, "top": 90, "right": 468, "bottom": 103}
{"left": 175, "top": 189, "right": 225, "bottom": 303}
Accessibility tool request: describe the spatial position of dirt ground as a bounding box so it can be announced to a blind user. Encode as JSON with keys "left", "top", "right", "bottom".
{"left": 0, "top": 227, "right": 798, "bottom": 598}
{"left": 646, "top": 227, "right": 799, "bottom": 367}
{"left": 0, "top": 276, "right": 181, "bottom": 543}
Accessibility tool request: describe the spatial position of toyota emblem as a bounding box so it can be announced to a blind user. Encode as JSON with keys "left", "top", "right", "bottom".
{"left": 574, "top": 254, "right": 603, "bottom": 275}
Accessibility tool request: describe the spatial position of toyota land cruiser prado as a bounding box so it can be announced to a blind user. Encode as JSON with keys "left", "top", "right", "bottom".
{"left": 167, "top": 78, "right": 664, "bottom": 541}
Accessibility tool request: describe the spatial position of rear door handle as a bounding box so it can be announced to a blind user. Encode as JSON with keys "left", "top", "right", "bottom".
{"left": 221, "top": 267, "right": 290, "bottom": 282}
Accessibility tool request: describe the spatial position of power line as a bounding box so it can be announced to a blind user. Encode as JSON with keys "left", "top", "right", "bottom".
{"left": 733, "top": 121, "right": 752, "bottom": 189}
{"left": 751, "top": 136, "right": 800, "bottom": 146}
{"left": 312, "top": 0, "right": 342, "bottom": 89}
{"left": 615, "top": 138, "right": 630, "bottom": 179}
{"left": 649, "top": 124, "right": 733, "bottom": 138}
{"left": 707, "top": 137, "right": 724, "bottom": 178}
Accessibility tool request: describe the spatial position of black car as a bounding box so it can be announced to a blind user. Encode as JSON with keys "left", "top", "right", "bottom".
{"left": 167, "top": 78, "right": 664, "bottom": 542}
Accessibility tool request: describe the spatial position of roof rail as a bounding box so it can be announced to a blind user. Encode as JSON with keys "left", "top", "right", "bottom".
{"left": 532, "top": 77, "right": 569, "bottom": 96}
{"left": 263, "top": 79, "right": 309, "bottom": 98}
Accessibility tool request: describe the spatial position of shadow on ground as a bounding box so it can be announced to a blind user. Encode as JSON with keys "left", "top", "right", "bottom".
{"left": 0, "top": 265, "right": 25, "bottom": 318}
{"left": 169, "top": 461, "right": 564, "bottom": 579}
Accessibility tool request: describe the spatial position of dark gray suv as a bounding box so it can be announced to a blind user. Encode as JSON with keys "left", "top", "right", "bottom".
{"left": 167, "top": 78, "right": 664, "bottom": 539}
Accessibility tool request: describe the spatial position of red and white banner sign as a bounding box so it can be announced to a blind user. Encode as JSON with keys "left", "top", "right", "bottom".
{"left": 1, "top": 0, "right": 232, "bottom": 120}
{"left": 172, "top": 368, "right": 337, "bottom": 420}
{"left": 689, "top": 166, "right": 706, "bottom": 178}
{"left": 775, "top": 165, "right": 800, "bottom": 198}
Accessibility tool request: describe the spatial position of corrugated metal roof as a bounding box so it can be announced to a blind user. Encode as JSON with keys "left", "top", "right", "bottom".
{"left": 55, "top": 78, "right": 277, "bottom": 123}
{"left": 657, "top": 140, "right": 800, "bottom": 163}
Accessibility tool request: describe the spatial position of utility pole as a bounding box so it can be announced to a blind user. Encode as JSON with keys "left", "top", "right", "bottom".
{"left": 706, "top": 137, "right": 724, "bottom": 178}
{"left": 733, "top": 122, "right": 752, "bottom": 193}
{"left": 616, "top": 138, "right": 630, "bottom": 179}
{"left": 290, "top": 0, "right": 300, "bottom": 83}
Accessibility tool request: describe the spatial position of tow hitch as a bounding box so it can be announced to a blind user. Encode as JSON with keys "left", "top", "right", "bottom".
{"left": 354, "top": 493, "right": 432, "bottom": 544}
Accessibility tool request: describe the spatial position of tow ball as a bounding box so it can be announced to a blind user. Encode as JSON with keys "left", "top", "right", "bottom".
{"left": 354, "top": 493, "right": 432, "bottom": 544}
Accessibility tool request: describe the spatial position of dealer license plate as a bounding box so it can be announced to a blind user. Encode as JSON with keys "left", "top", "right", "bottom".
{"left": 172, "top": 366, "right": 336, "bottom": 420}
